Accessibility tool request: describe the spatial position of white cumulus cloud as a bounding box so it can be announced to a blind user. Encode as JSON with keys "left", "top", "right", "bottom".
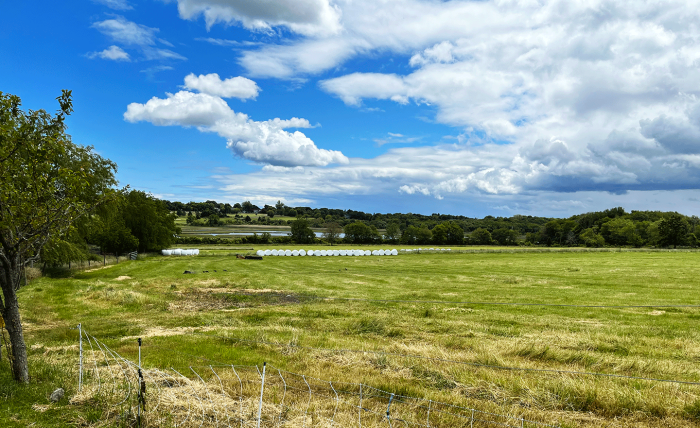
{"left": 183, "top": 73, "right": 260, "bottom": 99}
{"left": 172, "top": 0, "right": 342, "bottom": 35}
{"left": 86, "top": 45, "right": 130, "bottom": 61}
{"left": 124, "top": 90, "right": 347, "bottom": 167}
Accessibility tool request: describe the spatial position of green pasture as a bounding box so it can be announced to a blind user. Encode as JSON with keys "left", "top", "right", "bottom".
{"left": 4, "top": 250, "right": 700, "bottom": 427}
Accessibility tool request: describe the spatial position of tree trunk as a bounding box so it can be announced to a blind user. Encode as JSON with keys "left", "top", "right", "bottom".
{"left": 2, "top": 295, "right": 28, "bottom": 382}
{"left": 0, "top": 254, "right": 29, "bottom": 383}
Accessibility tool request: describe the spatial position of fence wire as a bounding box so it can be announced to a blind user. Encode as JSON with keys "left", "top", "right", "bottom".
{"left": 74, "top": 328, "right": 561, "bottom": 428}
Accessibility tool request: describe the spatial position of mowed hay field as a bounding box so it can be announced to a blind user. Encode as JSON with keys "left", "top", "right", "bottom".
{"left": 9, "top": 249, "right": 700, "bottom": 427}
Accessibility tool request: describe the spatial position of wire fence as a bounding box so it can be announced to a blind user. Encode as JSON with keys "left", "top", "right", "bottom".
{"left": 74, "top": 326, "right": 562, "bottom": 428}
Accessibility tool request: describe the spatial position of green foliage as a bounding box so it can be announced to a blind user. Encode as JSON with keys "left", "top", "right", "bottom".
{"left": 432, "top": 221, "right": 464, "bottom": 245}
{"left": 470, "top": 228, "right": 492, "bottom": 245}
{"left": 290, "top": 218, "right": 316, "bottom": 244}
{"left": 384, "top": 222, "right": 401, "bottom": 242}
{"left": 658, "top": 213, "right": 689, "bottom": 248}
{"left": 121, "top": 190, "right": 179, "bottom": 252}
{"left": 491, "top": 228, "right": 518, "bottom": 246}
{"left": 322, "top": 222, "right": 342, "bottom": 245}
{"left": 344, "top": 222, "right": 377, "bottom": 244}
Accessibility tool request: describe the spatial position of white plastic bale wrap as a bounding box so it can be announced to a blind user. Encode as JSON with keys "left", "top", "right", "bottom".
{"left": 332, "top": 250, "right": 339, "bottom": 256}
{"left": 194, "top": 249, "right": 200, "bottom": 255}
{"left": 378, "top": 250, "right": 385, "bottom": 256}
{"left": 292, "top": 250, "right": 299, "bottom": 256}
{"left": 264, "top": 250, "right": 272, "bottom": 256}
{"left": 300, "top": 249, "right": 307, "bottom": 256}
{"left": 363, "top": 250, "right": 370, "bottom": 256}
{"left": 308, "top": 250, "right": 314, "bottom": 256}
{"left": 257, "top": 250, "right": 264, "bottom": 257}
{"left": 339, "top": 250, "right": 346, "bottom": 256}
{"left": 391, "top": 249, "right": 398, "bottom": 255}
{"left": 320, "top": 250, "right": 327, "bottom": 256}
{"left": 173, "top": 249, "right": 182, "bottom": 256}
{"left": 162, "top": 250, "right": 171, "bottom": 256}
{"left": 285, "top": 250, "right": 292, "bottom": 256}
{"left": 271, "top": 250, "right": 279, "bottom": 256}
{"left": 371, "top": 250, "right": 378, "bottom": 256}
{"left": 278, "top": 249, "right": 285, "bottom": 256}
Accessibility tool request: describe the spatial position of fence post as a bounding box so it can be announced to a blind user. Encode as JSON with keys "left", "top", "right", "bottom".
{"left": 358, "top": 384, "right": 362, "bottom": 427}
{"left": 386, "top": 393, "right": 394, "bottom": 427}
{"left": 137, "top": 338, "right": 142, "bottom": 427}
{"left": 257, "top": 362, "right": 266, "bottom": 428}
{"left": 78, "top": 323, "right": 83, "bottom": 392}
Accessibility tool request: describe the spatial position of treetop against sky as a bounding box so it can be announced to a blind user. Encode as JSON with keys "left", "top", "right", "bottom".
{"left": 3, "top": 0, "right": 700, "bottom": 217}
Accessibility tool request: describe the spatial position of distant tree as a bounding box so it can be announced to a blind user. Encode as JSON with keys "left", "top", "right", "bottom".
{"left": 122, "top": 191, "right": 180, "bottom": 252}
{"left": 344, "top": 222, "right": 374, "bottom": 244}
{"left": 207, "top": 214, "right": 220, "bottom": 226}
{"left": 0, "top": 90, "right": 118, "bottom": 382}
{"left": 600, "top": 218, "right": 643, "bottom": 247}
{"left": 658, "top": 213, "right": 689, "bottom": 248}
{"left": 491, "top": 228, "right": 518, "bottom": 246}
{"left": 291, "top": 218, "right": 316, "bottom": 244}
{"left": 432, "top": 221, "right": 464, "bottom": 245}
{"left": 579, "top": 228, "right": 605, "bottom": 247}
{"left": 244, "top": 215, "right": 252, "bottom": 223}
{"left": 241, "top": 201, "right": 255, "bottom": 213}
{"left": 470, "top": 228, "right": 493, "bottom": 245}
{"left": 186, "top": 212, "right": 195, "bottom": 225}
{"left": 416, "top": 227, "right": 433, "bottom": 245}
{"left": 287, "top": 209, "right": 298, "bottom": 218}
{"left": 400, "top": 225, "right": 419, "bottom": 245}
{"left": 384, "top": 223, "right": 401, "bottom": 242}
{"left": 323, "top": 222, "right": 343, "bottom": 245}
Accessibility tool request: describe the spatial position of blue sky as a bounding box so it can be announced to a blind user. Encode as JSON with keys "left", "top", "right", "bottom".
{"left": 3, "top": 0, "right": 700, "bottom": 218}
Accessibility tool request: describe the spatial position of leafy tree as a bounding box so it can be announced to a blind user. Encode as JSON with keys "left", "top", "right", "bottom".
{"left": 491, "top": 228, "right": 518, "bottom": 246}
{"left": 400, "top": 225, "right": 419, "bottom": 245}
{"left": 186, "top": 212, "right": 195, "bottom": 225}
{"left": 658, "top": 213, "right": 689, "bottom": 248}
{"left": 323, "top": 222, "right": 343, "bottom": 245}
{"left": 579, "top": 228, "right": 604, "bottom": 247}
{"left": 600, "top": 218, "right": 643, "bottom": 247}
{"left": 207, "top": 214, "right": 219, "bottom": 226}
{"left": 291, "top": 218, "right": 316, "bottom": 244}
{"left": 384, "top": 222, "right": 401, "bottom": 242}
{"left": 122, "top": 191, "right": 179, "bottom": 252}
{"left": 415, "top": 227, "right": 433, "bottom": 245}
{"left": 432, "top": 221, "right": 464, "bottom": 245}
{"left": 244, "top": 215, "right": 252, "bottom": 223}
{"left": 344, "top": 222, "right": 374, "bottom": 244}
{"left": 470, "top": 228, "right": 493, "bottom": 245}
{"left": 0, "top": 90, "right": 117, "bottom": 382}
{"left": 287, "top": 209, "right": 298, "bottom": 218}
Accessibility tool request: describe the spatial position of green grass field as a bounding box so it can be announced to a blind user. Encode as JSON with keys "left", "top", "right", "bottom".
{"left": 4, "top": 249, "right": 700, "bottom": 427}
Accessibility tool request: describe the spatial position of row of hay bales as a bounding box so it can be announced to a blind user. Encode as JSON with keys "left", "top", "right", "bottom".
{"left": 256, "top": 249, "right": 399, "bottom": 257}
{"left": 162, "top": 249, "right": 200, "bottom": 256}
{"left": 401, "top": 248, "right": 451, "bottom": 252}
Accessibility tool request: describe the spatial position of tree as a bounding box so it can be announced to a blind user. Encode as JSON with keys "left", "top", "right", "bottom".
{"left": 290, "top": 218, "right": 316, "bottom": 244}
{"left": 658, "top": 213, "right": 689, "bottom": 248}
{"left": 470, "top": 228, "right": 493, "bottom": 245}
{"left": 207, "top": 214, "right": 219, "bottom": 226}
{"left": 122, "top": 191, "right": 179, "bottom": 252}
{"left": 344, "top": 222, "right": 374, "bottom": 244}
{"left": 432, "top": 221, "right": 464, "bottom": 245}
{"left": 491, "top": 228, "right": 518, "bottom": 246}
{"left": 415, "top": 227, "right": 433, "bottom": 245}
{"left": 384, "top": 223, "right": 401, "bottom": 242}
{"left": 323, "top": 222, "right": 342, "bottom": 245}
{"left": 0, "top": 90, "right": 117, "bottom": 382}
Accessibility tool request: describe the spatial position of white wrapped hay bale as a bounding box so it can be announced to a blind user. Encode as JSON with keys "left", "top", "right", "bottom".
{"left": 292, "top": 250, "right": 299, "bottom": 256}
{"left": 285, "top": 250, "right": 292, "bottom": 256}
{"left": 271, "top": 250, "right": 279, "bottom": 256}
{"left": 364, "top": 250, "right": 371, "bottom": 256}
{"left": 308, "top": 250, "right": 314, "bottom": 256}
{"left": 173, "top": 249, "right": 182, "bottom": 256}
{"left": 300, "top": 249, "right": 307, "bottom": 256}
{"left": 332, "top": 250, "right": 339, "bottom": 256}
{"left": 257, "top": 250, "right": 264, "bottom": 257}
{"left": 162, "top": 250, "right": 171, "bottom": 256}
{"left": 371, "top": 250, "right": 378, "bottom": 256}
{"left": 264, "top": 249, "right": 271, "bottom": 256}
{"left": 339, "top": 250, "right": 346, "bottom": 256}
{"left": 391, "top": 249, "right": 398, "bottom": 255}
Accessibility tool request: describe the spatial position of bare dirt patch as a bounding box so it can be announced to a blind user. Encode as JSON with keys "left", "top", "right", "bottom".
{"left": 168, "top": 288, "right": 307, "bottom": 312}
